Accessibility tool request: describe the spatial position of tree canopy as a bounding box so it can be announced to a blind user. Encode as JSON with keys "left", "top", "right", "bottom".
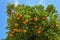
{"left": 5, "top": 3, "right": 60, "bottom": 40}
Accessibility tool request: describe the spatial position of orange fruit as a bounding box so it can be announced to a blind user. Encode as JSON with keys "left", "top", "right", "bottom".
{"left": 13, "top": 28, "right": 21, "bottom": 32}
{"left": 16, "top": 17, "right": 20, "bottom": 20}
{"left": 35, "top": 25, "right": 38, "bottom": 28}
{"left": 13, "top": 28, "right": 16, "bottom": 32}
{"left": 11, "top": 31, "right": 15, "bottom": 34}
{"left": 16, "top": 14, "right": 22, "bottom": 18}
{"left": 23, "top": 21, "right": 26, "bottom": 24}
{"left": 39, "top": 26, "right": 42, "bottom": 29}
{"left": 37, "top": 30, "right": 42, "bottom": 34}
{"left": 19, "top": 14, "right": 22, "bottom": 17}
{"left": 25, "top": 19, "right": 28, "bottom": 23}
{"left": 15, "top": 29, "right": 19, "bottom": 32}
{"left": 14, "top": 23, "right": 19, "bottom": 27}
{"left": 45, "top": 17, "right": 48, "bottom": 20}
{"left": 34, "top": 17, "right": 38, "bottom": 22}
{"left": 13, "top": 28, "right": 18, "bottom": 31}
{"left": 23, "top": 19, "right": 28, "bottom": 24}
{"left": 18, "top": 29, "right": 21, "bottom": 32}
{"left": 23, "top": 29, "right": 27, "bottom": 33}
{"left": 9, "top": 33, "right": 13, "bottom": 37}
{"left": 43, "top": 17, "right": 45, "bottom": 19}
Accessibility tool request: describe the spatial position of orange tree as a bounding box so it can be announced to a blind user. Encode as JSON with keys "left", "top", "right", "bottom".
{"left": 5, "top": 3, "right": 60, "bottom": 40}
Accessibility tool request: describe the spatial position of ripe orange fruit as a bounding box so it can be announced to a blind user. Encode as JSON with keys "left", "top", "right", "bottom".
{"left": 16, "top": 17, "right": 20, "bottom": 20}
{"left": 9, "top": 33, "right": 13, "bottom": 37}
{"left": 43, "top": 17, "right": 45, "bottom": 19}
{"left": 16, "top": 14, "right": 22, "bottom": 18}
{"left": 13, "top": 28, "right": 16, "bottom": 32}
{"left": 23, "top": 21, "right": 26, "bottom": 24}
{"left": 14, "top": 23, "right": 19, "bottom": 27}
{"left": 15, "top": 29, "right": 18, "bottom": 32}
{"left": 19, "top": 14, "right": 22, "bottom": 17}
{"left": 23, "top": 19, "right": 28, "bottom": 24}
{"left": 13, "top": 28, "right": 21, "bottom": 32}
{"left": 23, "top": 29, "right": 27, "bottom": 33}
{"left": 34, "top": 17, "right": 38, "bottom": 22}
{"left": 45, "top": 17, "right": 48, "bottom": 20}
{"left": 18, "top": 29, "right": 21, "bottom": 32}
{"left": 11, "top": 31, "right": 15, "bottom": 34}
{"left": 39, "top": 26, "right": 42, "bottom": 29}
{"left": 25, "top": 19, "right": 28, "bottom": 23}
{"left": 37, "top": 30, "right": 42, "bottom": 34}
{"left": 35, "top": 25, "right": 38, "bottom": 28}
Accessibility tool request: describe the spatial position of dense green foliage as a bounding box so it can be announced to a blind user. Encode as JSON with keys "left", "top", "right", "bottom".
{"left": 5, "top": 3, "right": 60, "bottom": 40}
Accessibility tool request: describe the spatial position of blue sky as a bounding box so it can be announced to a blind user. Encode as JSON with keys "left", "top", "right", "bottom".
{"left": 0, "top": 0, "right": 60, "bottom": 40}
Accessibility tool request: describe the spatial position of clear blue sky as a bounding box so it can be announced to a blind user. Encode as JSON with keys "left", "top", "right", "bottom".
{"left": 0, "top": 0, "right": 60, "bottom": 40}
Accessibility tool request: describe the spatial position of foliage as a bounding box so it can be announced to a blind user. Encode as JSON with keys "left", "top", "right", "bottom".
{"left": 5, "top": 3, "right": 60, "bottom": 40}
